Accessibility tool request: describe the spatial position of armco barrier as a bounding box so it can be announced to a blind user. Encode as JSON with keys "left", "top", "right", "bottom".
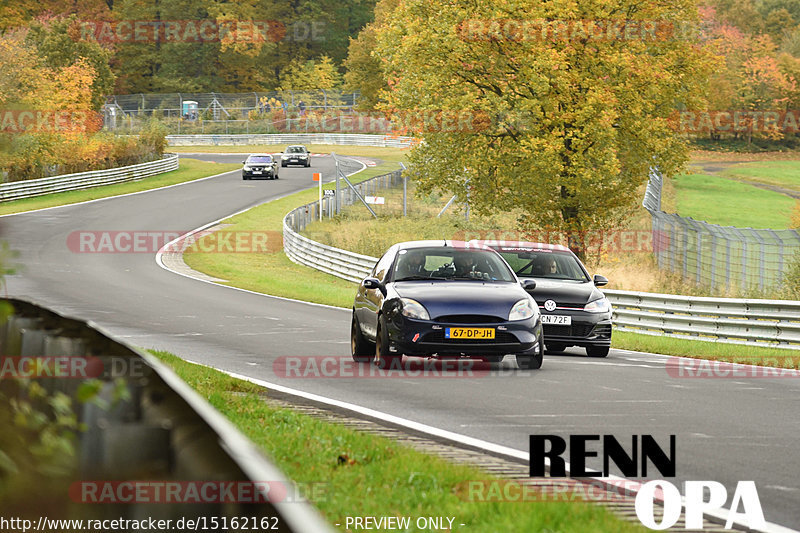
{"left": 167, "top": 133, "right": 416, "bottom": 148}
{"left": 283, "top": 190, "right": 800, "bottom": 349}
{"left": 0, "top": 153, "right": 179, "bottom": 203}
{"left": 0, "top": 298, "right": 332, "bottom": 532}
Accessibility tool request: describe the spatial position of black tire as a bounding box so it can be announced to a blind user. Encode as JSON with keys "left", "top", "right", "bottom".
{"left": 586, "top": 346, "right": 610, "bottom": 358}
{"left": 281, "top": 161, "right": 286, "bottom": 167}
{"left": 375, "top": 314, "right": 401, "bottom": 369}
{"left": 306, "top": 160, "right": 311, "bottom": 167}
{"left": 351, "top": 313, "right": 374, "bottom": 363}
{"left": 242, "top": 175, "right": 249, "bottom": 180}
{"left": 516, "top": 335, "right": 544, "bottom": 370}
{"left": 546, "top": 343, "right": 566, "bottom": 354}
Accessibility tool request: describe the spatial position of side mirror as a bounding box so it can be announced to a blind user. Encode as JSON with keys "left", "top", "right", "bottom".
{"left": 593, "top": 274, "right": 608, "bottom": 287}
{"left": 521, "top": 279, "right": 536, "bottom": 291}
{"left": 241, "top": 161, "right": 246, "bottom": 164}
{"left": 363, "top": 277, "right": 387, "bottom": 296}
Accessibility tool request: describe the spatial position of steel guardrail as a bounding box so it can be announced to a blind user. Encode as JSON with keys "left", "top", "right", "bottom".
{"left": 283, "top": 192, "right": 800, "bottom": 349}
{"left": 0, "top": 297, "right": 332, "bottom": 532}
{"left": 167, "top": 133, "right": 417, "bottom": 148}
{"left": 0, "top": 153, "right": 179, "bottom": 203}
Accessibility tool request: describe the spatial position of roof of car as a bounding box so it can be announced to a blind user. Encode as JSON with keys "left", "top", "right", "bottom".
{"left": 247, "top": 153, "right": 273, "bottom": 157}
{"left": 469, "top": 240, "right": 573, "bottom": 253}
{"left": 397, "top": 240, "right": 495, "bottom": 251}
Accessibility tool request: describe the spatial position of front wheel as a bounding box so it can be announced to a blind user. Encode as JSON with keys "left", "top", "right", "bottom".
{"left": 516, "top": 335, "right": 544, "bottom": 370}
{"left": 351, "top": 314, "right": 374, "bottom": 363}
{"left": 586, "top": 346, "right": 610, "bottom": 358}
{"left": 375, "top": 314, "right": 401, "bottom": 369}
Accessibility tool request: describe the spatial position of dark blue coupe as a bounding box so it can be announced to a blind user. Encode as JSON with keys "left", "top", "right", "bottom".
{"left": 351, "top": 241, "right": 544, "bottom": 370}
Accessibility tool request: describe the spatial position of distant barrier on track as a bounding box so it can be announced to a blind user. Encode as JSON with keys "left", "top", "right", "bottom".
{"left": 283, "top": 177, "right": 800, "bottom": 349}
{"left": 167, "top": 133, "right": 417, "bottom": 148}
{"left": 0, "top": 298, "right": 332, "bottom": 532}
{"left": 645, "top": 168, "right": 800, "bottom": 292}
{"left": 0, "top": 154, "right": 179, "bottom": 203}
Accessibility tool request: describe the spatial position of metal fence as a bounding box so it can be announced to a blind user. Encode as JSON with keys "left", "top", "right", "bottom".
{"left": 167, "top": 133, "right": 417, "bottom": 148}
{"left": 645, "top": 168, "right": 800, "bottom": 291}
{"left": 1, "top": 298, "right": 332, "bottom": 531}
{"left": 105, "top": 91, "right": 360, "bottom": 134}
{"left": 0, "top": 154, "right": 179, "bottom": 203}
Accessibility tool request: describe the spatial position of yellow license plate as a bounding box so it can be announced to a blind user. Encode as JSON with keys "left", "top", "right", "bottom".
{"left": 445, "top": 327, "right": 495, "bottom": 339}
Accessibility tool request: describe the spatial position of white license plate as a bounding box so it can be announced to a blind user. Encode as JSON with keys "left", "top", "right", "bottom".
{"left": 291, "top": 159, "right": 298, "bottom": 162}
{"left": 541, "top": 315, "right": 572, "bottom": 325}
{"left": 252, "top": 171, "right": 262, "bottom": 174}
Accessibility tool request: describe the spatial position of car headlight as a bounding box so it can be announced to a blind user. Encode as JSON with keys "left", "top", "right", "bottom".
{"left": 509, "top": 298, "right": 536, "bottom": 321}
{"left": 400, "top": 298, "right": 430, "bottom": 320}
{"left": 584, "top": 297, "right": 611, "bottom": 313}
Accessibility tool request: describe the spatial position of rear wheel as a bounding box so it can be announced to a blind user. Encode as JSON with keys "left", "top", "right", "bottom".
{"left": 586, "top": 346, "right": 610, "bottom": 358}
{"left": 546, "top": 343, "right": 566, "bottom": 354}
{"left": 351, "top": 314, "right": 374, "bottom": 363}
{"left": 375, "top": 314, "right": 401, "bottom": 369}
{"left": 516, "top": 335, "right": 544, "bottom": 370}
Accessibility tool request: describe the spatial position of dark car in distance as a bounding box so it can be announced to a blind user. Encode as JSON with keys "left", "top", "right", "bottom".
{"left": 478, "top": 241, "right": 612, "bottom": 357}
{"left": 242, "top": 154, "right": 279, "bottom": 180}
{"left": 351, "top": 241, "right": 544, "bottom": 370}
{"left": 281, "top": 145, "right": 311, "bottom": 167}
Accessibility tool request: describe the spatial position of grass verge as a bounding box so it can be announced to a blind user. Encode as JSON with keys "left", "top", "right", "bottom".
{"left": 672, "top": 173, "right": 793, "bottom": 228}
{"left": 614, "top": 331, "right": 799, "bottom": 368}
{"left": 0, "top": 158, "right": 240, "bottom": 216}
{"left": 148, "top": 348, "right": 647, "bottom": 533}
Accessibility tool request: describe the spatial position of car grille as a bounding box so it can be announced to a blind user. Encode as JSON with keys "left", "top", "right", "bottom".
{"left": 248, "top": 166, "right": 265, "bottom": 171}
{"left": 422, "top": 331, "right": 518, "bottom": 344}
{"left": 544, "top": 324, "right": 610, "bottom": 338}
{"left": 434, "top": 315, "right": 504, "bottom": 324}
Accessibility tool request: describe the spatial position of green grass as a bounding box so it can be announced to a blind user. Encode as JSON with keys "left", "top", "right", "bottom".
{"left": 183, "top": 158, "right": 405, "bottom": 308}
{"left": 148, "top": 349, "right": 647, "bottom": 533}
{"left": 614, "top": 331, "right": 799, "bottom": 368}
{"left": 0, "top": 158, "right": 240, "bottom": 216}
{"left": 673, "top": 173, "right": 794, "bottom": 228}
{"left": 720, "top": 160, "right": 800, "bottom": 192}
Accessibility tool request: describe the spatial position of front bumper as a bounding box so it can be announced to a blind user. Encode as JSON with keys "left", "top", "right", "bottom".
{"left": 386, "top": 315, "right": 542, "bottom": 357}
{"left": 540, "top": 309, "right": 612, "bottom": 347}
{"left": 283, "top": 157, "right": 308, "bottom": 165}
{"left": 243, "top": 168, "right": 276, "bottom": 178}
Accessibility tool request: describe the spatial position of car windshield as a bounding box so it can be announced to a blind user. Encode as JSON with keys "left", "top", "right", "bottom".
{"left": 247, "top": 156, "right": 272, "bottom": 163}
{"left": 392, "top": 247, "right": 516, "bottom": 282}
{"left": 286, "top": 146, "right": 305, "bottom": 153}
{"left": 497, "top": 249, "right": 590, "bottom": 282}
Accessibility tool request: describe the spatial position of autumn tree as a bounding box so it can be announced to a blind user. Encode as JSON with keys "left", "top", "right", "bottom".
{"left": 279, "top": 56, "right": 342, "bottom": 91}
{"left": 25, "top": 16, "right": 115, "bottom": 110}
{"left": 343, "top": 0, "right": 399, "bottom": 110}
{"left": 374, "top": 0, "right": 713, "bottom": 258}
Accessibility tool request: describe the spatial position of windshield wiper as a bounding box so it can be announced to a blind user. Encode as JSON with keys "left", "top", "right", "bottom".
{"left": 395, "top": 275, "right": 433, "bottom": 281}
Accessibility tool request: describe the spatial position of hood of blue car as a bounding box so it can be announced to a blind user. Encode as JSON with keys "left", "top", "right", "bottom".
{"left": 393, "top": 281, "right": 529, "bottom": 320}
